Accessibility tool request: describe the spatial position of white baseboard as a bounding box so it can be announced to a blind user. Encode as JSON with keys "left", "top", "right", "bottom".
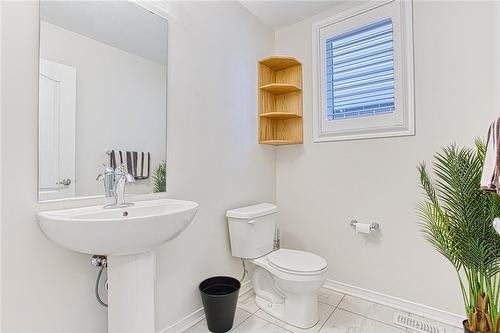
{"left": 160, "top": 306, "right": 204, "bottom": 333}
{"left": 324, "top": 279, "right": 463, "bottom": 328}
{"left": 159, "top": 278, "right": 464, "bottom": 333}
{"left": 158, "top": 279, "right": 253, "bottom": 333}
{"left": 239, "top": 278, "right": 254, "bottom": 295}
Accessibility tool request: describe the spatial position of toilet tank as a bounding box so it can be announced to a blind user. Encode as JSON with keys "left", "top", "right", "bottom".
{"left": 226, "top": 203, "right": 278, "bottom": 259}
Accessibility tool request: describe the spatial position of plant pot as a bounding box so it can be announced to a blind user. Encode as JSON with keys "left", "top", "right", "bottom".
{"left": 463, "top": 320, "right": 475, "bottom": 333}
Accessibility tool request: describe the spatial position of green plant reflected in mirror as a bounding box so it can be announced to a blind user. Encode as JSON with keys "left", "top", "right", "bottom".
{"left": 153, "top": 161, "right": 166, "bottom": 193}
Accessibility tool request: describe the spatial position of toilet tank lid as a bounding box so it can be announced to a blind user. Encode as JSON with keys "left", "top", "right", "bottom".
{"left": 226, "top": 203, "right": 278, "bottom": 219}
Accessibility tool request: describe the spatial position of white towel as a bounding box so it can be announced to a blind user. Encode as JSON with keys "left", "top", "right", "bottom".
{"left": 481, "top": 118, "right": 500, "bottom": 193}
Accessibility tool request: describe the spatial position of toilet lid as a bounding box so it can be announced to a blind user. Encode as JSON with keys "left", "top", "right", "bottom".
{"left": 267, "top": 249, "right": 327, "bottom": 273}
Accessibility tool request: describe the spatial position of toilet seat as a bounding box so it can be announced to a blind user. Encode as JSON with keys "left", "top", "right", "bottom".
{"left": 266, "top": 249, "right": 327, "bottom": 276}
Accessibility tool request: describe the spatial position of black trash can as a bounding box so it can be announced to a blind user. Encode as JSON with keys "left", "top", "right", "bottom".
{"left": 199, "top": 276, "right": 241, "bottom": 333}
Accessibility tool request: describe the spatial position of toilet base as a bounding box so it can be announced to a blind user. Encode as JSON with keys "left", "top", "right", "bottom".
{"left": 255, "top": 293, "right": 320, "bottom": 329}
{"left": 255, "top": 295, "right": 285, "bottom": 322}
{"left": 252, "top": 266, "right": 321, "bottom": 329}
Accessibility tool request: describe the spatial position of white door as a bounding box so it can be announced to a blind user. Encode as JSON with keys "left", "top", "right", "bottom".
{"left": 39, "top": 59, "right": 76, "bottom": 201}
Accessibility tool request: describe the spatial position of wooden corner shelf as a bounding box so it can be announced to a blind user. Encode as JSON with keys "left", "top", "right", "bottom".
{"left": 259, "top": 56, "right": 302, "bottom": 71}
{"left": 259, "top": 112, "right": 301, "bottom": 120}
{"left": 258, "top": 56, "right": 303, "bottom": 145}
{"left": 260, "top": 139, "right": 301, "bottom": 145}
{"left": 259, "top": 83, "right": 301, "bottom": 94}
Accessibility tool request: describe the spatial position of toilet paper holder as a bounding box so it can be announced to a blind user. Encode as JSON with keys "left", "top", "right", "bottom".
{"left": 350, "top": 219, "right": 379, "bottom": 230}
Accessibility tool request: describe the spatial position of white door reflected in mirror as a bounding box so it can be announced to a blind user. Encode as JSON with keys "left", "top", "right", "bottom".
{"left": 38, "top": 59, "right": 76, "bottom": 201}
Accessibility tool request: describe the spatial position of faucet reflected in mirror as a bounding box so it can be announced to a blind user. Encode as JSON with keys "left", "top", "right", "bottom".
{"left": 97, "top": 162, "right": 136, "bottom": 209}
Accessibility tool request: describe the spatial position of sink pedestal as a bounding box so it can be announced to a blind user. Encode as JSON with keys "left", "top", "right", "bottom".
{"left": 107, "top": 251, "right": 156, "bottom": 333}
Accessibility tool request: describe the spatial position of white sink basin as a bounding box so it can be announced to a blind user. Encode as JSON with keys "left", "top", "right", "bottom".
{"left": 37, "top": 198, "right": 198, "bottom": 255}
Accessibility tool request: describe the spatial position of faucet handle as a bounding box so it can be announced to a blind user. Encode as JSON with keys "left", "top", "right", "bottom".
{"left": 116, "top": 162, "right": 135, "bottom": 183}
{"left": 125, "top": 173, "right": 136, "bottom": 183}
{"left": 115, "top": 162, "right": 128, "bottom": 174}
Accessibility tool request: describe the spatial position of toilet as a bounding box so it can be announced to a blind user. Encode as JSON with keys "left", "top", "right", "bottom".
{"left": 226, "top": 203, "right": 327, "bottom": 329}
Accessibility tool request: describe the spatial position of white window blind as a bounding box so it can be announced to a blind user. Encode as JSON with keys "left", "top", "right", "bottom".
{"left": 326, "top": 18, "right": 395, "bottom": 121}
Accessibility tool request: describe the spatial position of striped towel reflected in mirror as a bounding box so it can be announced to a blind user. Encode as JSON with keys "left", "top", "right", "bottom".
{"left": 109, "top": 150, "right": 150, "bottom": 180}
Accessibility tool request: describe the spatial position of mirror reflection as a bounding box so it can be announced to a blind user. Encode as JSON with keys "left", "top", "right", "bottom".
{"left": 38, "top": 1, "right": 167, "bottom": 202}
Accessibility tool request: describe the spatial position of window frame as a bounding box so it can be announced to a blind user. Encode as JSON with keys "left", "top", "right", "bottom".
{"left": 312, "top": 0, "right": 414, "bottom": 142}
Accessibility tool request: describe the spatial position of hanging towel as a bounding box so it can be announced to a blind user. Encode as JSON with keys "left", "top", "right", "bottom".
{"left": 481, "top": 117, "right": 500, "bottom": 193}
{"left": 109, "top": 150, "right": 150, "bottom": 180}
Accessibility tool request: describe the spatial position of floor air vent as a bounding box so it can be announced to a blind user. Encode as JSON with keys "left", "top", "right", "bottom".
{"left": 393, "top": 313, "right": 446, "bottom": 333}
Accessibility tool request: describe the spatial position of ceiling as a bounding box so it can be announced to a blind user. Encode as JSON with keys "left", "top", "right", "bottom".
{"left": 41, "top": 1, "right": 168, "bottom": 64}
{"left": 239, "top": 1, "right": 344, "bottom": 31}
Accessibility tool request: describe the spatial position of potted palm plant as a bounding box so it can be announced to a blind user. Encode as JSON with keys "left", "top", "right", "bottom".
{"left": 417, "top": 140, "right": 500, "bottom": 333}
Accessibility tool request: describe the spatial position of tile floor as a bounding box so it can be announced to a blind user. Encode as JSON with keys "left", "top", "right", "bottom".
{"left": 183, "top": 288, "right": 463, "bottom": 333}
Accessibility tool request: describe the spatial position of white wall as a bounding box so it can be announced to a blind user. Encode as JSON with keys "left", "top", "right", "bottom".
{"left": 156, "top": 1, "right": 275, "bottom": 329}
{"left": 275, "top": 0, "right": 500, "bottom": 316}
{"left": 1, "top": 1, "right": 275, "bottom": 332}
{"left": 0, "top": 1, "right": 4, "bottom": 330}
{"left": 40, "top": 21, "right": 166, "bottom": 197}
{"left": 2, "top": 2, "right": 107, "bottom": 332}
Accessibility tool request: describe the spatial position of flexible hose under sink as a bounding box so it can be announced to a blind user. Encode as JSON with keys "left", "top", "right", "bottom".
{"left": 95, "top": 265, "right": 108, "bottom": 308}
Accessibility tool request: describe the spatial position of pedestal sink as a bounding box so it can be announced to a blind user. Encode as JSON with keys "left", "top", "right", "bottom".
{"left": 37, "top": 198, "right": 199, "bottom": 333}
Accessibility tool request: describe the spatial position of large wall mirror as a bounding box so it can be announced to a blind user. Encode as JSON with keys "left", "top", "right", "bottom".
{"left": 38, "top": 1, "right": 167, "bottom": 202}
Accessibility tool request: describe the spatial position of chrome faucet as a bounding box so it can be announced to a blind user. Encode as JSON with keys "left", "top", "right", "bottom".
{"left": 97, "top": 162, "right": 135, "bottom": 209}
{"left": 96, "top": 165, "right": 115, "bottom": 198}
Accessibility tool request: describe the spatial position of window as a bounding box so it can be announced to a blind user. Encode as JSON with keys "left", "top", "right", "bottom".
{"left": 326, "top": 18, "right": 395, "bottom": 121}
{"left": 313, "top": 0, "right": 414, "bottom": 142}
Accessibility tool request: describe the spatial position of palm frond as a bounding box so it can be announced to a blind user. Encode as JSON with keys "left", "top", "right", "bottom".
{"left": 152, "top": 161, "right": 166, "bottom": 193}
